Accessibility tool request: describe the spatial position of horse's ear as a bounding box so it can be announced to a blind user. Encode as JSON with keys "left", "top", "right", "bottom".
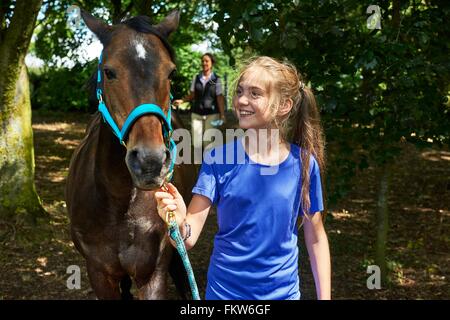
{"left": 80, "top": 9, "right": 111, "bottom": 43}
{"left": 154, "top": 10, "right": 180, "bottom": 38}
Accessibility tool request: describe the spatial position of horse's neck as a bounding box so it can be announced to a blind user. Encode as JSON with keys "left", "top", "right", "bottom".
{"left": 126, "top": 187, "right": 159, "bottom": 221}
{"left": 94, "top": 120, "right": 133, "bottom": 201}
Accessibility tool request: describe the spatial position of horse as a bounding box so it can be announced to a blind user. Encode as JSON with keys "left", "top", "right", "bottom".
{"left": 65, "top": 10, "right": 195, "bottom": 300}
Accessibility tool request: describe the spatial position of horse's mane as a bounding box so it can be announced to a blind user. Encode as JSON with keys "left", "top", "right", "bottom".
{"left": 122, "top": 15, "right": 175, "bottom": 61}
{"left": 86, "top": 15, "right": 175, "bottom": 111}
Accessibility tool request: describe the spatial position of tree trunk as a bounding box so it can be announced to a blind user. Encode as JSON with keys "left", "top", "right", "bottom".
{"left": 392, "top": 0, "right": 401, "bottom": 29}
{"left": 375, "top": 164, "right": 391, "bottom": 285}
{"left": 0, "top": 0, "right": 44, "bottom": 222}
{"left": 111, "top": 0, "right": 123, "bottom": 24}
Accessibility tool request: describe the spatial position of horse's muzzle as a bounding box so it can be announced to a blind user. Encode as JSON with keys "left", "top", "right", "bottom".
{"left": 125, "top": 145, "right": 171, "bottom": 189}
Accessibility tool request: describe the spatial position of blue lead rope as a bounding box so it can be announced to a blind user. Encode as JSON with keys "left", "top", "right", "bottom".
{"left": 167, "top": 218, "right": 200, "bottom": 300}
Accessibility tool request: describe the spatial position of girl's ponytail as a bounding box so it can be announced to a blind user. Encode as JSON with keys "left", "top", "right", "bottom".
{"left": 292, "top": 85, "right": 326, "bottom": 220}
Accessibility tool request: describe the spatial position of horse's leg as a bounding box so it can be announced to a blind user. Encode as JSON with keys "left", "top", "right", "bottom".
{"left": 137, "top": 266, "right": 168, "bottom": 300}
{"left": 86, "top": 262, "right": 121, "bottom": 300}
{"left": 137, "top": 238, "right": 173, "bottom": 300}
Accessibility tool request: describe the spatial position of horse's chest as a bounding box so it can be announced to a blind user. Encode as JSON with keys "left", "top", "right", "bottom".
{"left": 121, "top": 214, "right": 163, "bottom": 243}
{"left": 117, "top": 214, "right": 166, "bottom": 276}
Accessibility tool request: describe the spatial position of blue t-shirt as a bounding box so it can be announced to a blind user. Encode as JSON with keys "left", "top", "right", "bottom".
{"left": 192, "top": 138, "right": 324, "bottom": 300}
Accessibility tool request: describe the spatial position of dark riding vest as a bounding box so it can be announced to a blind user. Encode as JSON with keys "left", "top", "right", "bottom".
{"left": 192, "top": 73, "right": 219, "bottom": 116}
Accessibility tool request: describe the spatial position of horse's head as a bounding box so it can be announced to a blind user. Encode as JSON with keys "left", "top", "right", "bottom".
{"left": 81, "top": 10, "right": 179, "bottom": 190}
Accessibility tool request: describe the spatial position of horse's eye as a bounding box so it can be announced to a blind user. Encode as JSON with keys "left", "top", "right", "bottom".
{"left": 104, "top": 68, "right": 116, "bottom": 80}
{"left": 168, "top": 69, "right": 177, "bottom": 80}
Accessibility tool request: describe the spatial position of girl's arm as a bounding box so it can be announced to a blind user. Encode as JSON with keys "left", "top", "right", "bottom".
{"left": 155, "top": 184, "right": 212, "bottom": 250}
{"left": 180, "top": 194, "right": 212, "bottom": 250}
{"left": 303, "top": 212, "right": 331, "bottom": 300}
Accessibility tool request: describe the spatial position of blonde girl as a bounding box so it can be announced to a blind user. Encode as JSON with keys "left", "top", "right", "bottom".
{"left": 156, "top": 56, "right": 331, "bottom": 300}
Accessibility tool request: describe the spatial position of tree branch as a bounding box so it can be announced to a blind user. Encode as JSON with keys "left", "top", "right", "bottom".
{"left": 0, "top": 0, "right": 42, "bottom": 67}
{"left": 34, "top": 0, "right": 55, "bottom": 29}
{"left": 392, "top": 0, "right": 400, "bottom": 29}
{"left": 111, "top": 0, "right": 122, "bottom": 24}
{"left": 120, "top": 1, "right": 134, "bottom": 21}
{"left": 135, "top": 0, "right": 153, "bottom": 16}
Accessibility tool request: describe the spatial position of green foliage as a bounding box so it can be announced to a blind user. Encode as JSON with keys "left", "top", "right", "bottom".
{"left": 172, "top": 47, "right": 238, "bottom": 110}
{"left": 33, "top": 1, "right": 213, "bottom": 65}
{"left": 171, "top": 47, "right": 202, "bottom": 100}
{"left": 30, "top": 0, "right": 227, "bottom": 112}
{"left": 29, "top": 61, "right": 96, "bottom": 112}
{"left": 211, "top": 0, "right": 450, "bottom": 205}
{"left": 33, "top": 1, "right": 93, "bottom": 66}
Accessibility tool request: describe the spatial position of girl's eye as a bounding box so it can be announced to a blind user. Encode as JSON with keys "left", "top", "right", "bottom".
{"left": 251, "top": 91, "right": 261, "bottom": 98}
{"left": 104, "top": 68, "right": 116, "bottom": 80}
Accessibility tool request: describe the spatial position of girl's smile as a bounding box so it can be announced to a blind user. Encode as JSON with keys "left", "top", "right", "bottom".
{"left": 238, "top": 109, "right": 255, "bottom": 117}
{"left": 234, "top": 71, "right": 272, "bottom": 129}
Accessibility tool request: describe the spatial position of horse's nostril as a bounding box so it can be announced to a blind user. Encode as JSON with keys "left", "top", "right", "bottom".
{"left": 130, "top": 149, "right": 138, "bottom": 158}
{"left": 128, "top": 149, "right": 142, "bottom": 173}
{"left": 130, "top": 149, "right": 139, "bottom": 162}
{"left": 126, "top": 146, "right": 165, "bottom": 179}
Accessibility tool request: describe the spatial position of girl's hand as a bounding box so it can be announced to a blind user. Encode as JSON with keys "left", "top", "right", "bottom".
{"left": 154, "top": 183, "right": 187, "bottom": 227}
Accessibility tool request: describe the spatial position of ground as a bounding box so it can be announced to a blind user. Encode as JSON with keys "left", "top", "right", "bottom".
{"left": 0, "top": 110, "right": 448, "bottom": 299}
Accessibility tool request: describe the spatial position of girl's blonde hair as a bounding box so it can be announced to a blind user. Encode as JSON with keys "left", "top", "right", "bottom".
{"left": 233, "top": 56, "right": 326, "bottom": 221}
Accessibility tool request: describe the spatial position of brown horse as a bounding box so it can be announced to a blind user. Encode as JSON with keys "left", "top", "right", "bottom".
{"left": 65, "top": 10, "right": 194, "bottom": 299}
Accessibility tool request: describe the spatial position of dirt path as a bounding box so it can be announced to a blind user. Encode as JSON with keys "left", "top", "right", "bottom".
{"left": 0, "top": 110, "right": 448, "bottom": 299}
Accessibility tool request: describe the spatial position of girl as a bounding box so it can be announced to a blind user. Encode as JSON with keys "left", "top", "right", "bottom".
{"left": 156, "top": 56, "right": 331, "bottom": 300}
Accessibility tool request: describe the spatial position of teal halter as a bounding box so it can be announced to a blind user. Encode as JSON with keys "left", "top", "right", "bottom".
{"left": 96, "top": 52, "right": 177, "bottom": 178}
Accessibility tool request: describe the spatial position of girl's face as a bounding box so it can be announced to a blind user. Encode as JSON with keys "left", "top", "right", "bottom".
{"left": 234, "top": 68, "right": 273, "bottom": 130}
{"left": 201, "top": 55, "right": 213, "bottom": 73}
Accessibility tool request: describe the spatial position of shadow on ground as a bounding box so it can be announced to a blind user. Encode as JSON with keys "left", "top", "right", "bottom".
{"left": 0, "top": 110, "right": 448, "bottom": 299}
